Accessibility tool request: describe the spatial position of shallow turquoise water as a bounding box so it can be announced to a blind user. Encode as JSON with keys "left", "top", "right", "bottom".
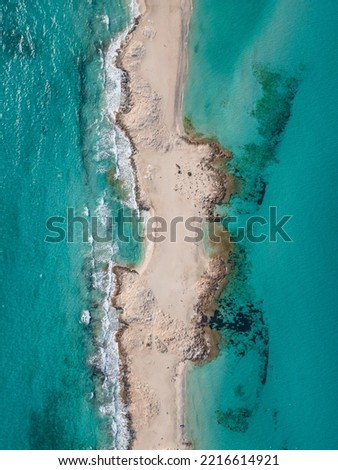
{"left": 185, "top": 0, "right": 338, "bottom": 449}
{"left": 1, "top": 0, "right": 139, "bottom": 450}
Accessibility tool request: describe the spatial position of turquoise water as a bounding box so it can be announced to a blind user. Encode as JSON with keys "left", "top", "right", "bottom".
{"left": 1, "top": 0, "right": 140, "bottom": 449}
{"left": 185, "top": 0, "right": 338, "bottom": 449}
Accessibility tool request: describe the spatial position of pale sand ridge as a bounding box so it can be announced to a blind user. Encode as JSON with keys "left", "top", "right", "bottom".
{"left": 113, "top": 0, "right": 230, "bottom": 449}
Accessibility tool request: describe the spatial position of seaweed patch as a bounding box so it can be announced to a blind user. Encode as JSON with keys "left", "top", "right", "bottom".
{"left": 227, "top": 64, "right": 301, "bottom": 210}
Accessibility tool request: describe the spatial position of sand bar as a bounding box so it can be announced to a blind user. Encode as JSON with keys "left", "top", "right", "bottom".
{"left": 113, "top": 0, "right": 230, "bottom": 449}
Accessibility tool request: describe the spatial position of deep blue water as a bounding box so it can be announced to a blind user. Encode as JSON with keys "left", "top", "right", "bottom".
{"left": 184, "top": 0, "right": 338, "bottom": 449}
{"left": 1, "top": 0, "right": 140, "bottom": 450}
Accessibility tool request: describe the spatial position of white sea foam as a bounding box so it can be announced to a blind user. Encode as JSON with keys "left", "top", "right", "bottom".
{"left": 88, "top": 176, "right": 130, "bottom": 447}
{"left": 86, "top": 1, "right": 140, "bottom": 450}
{"left": 81, "top": 310, "right": 91, "bottom": 325}
{"left": 103, "top": 4, "right": 140, "bottom": 212}
{"left": 102, "top": 15, "right": 110, "bottom": 26}
{"left": 85, "top": 207, "right": 128, "bottom": 447}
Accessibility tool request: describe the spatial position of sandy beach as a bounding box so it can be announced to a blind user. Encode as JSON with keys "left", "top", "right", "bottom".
{"left": 113, "top": 0, "right": 230, "bottom": 449}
